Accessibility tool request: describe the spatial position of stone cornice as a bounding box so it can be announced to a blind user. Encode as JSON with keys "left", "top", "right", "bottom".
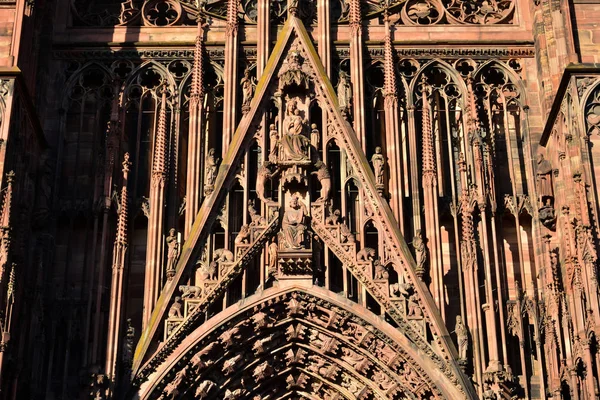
{"left": 53, "top": 45, "right": 536, "bottom": 61}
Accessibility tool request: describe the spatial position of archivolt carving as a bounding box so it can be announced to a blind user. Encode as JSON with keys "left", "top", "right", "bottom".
{"left": 141, "top": 289, "right": 449, "bottom": 400}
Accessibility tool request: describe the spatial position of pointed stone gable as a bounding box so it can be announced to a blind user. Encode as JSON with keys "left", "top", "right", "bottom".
{"left": 132, "top": 16, "right": 475, "bottom": 398}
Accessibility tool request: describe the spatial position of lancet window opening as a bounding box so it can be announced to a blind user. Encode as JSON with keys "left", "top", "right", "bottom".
{"left": 123, "top": 65, "right": 173, "bottom": 201}
{"left": 62, "top": 66, "right": 113, "bottom": 202}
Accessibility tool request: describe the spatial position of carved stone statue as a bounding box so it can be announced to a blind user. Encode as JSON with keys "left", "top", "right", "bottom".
{"left": 269, "top": 125, "right": 279, "bottom": 162}
{"left": 168, "top": 297, "right": 183, "bottom": 318}
{"left": 371, "top": 146, "right": 385, "bottom": 187}
{"left": 281, "top": 100, "right": 310, "bottom": 162}
{"left": 257, "top": 162, "right": 274, "bottom": 202}
{"left": 389, "top": 282, "right": 411, "bottom": 299}
{"left": 407, "top": 293, "right": 422, "bottom": 317}
{"left": 312, "top": 160, "right": 331, "bottom": 202}
{"left": 214, "top": 248, "right": 234, "bottom": 263}
{"left": 248, "top": 199, "right": 264, "bottom": 225}
{"left": 339, "top": 218, "right": 355, "bottom": 243}
{"left": 373, "top": 259, "right": 388, "bottom": 280}
{"left": 455, "top": 315, "right": 468, "bottom": 360}
{"left": 268, "top": 237, "right": 278, "bottom": 276}
{"left": 412, "top": 230, "right": 427, "bottom": 278}
{"left": 240, "top": 67, "right": 255, "bottom": 112}
{"left": 123, "top": 318, "right": 134, "bottom": 366}
{"left": 536, "top": 153, "right": 554, "bottom": 205}
{"left": 281, "top": 195, "right": 308, "bottom": 249}
{"left": 337, "top": 71, "right": 352, "bottom": 117}
{"left": 482, "top": 383, "right": 498, "bottom": 400}
{"left": 357, "top": 247, "right": 376, "bottom": 262}
{"left": 196, "top": 380, "right": 216, "bottom": 399}
{"left": 179, "top": 285, "right": 202, "bottom": 299}
{"left": 235, "top": 225, "right": 250, "bottom": 245}
{"left": 205, "top": 148, "right": 220, "bottom": 195}
{"left": 310, "top": 123, "right": 320, "bottom": 148}
{"left": 325, "top": 206, "right": 340, "bottom": 225}
{"left": 166, "top": 228, "right": 179, "bottom": 279}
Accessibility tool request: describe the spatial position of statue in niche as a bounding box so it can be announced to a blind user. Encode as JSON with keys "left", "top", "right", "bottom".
{"left": 281, "top": 195, "right": 308, "bottom": 250}
{"left": 240, "top": 67, "right": 255, "bottom": 113}
{"left": 268, "top": 237, "right": 278, "bottom": 276}
{"left": 337, "top": 71, "right": 352, "bottom": 117}
{"left": 536, "top": 153, "right": 554, "bottom": 205}
{"left": 205, "top": 148, "right": 220, "bottom": 195}
{"left": 311, "top": 124, "right": 320, "bottom": 149}
{"left": 281, "top": 100, "right": 310, "bottom": 162}
{"left": 412, "top": 230, "right": 427, "bottom": 278}
{"left": 455, "top": 315, "right": 468, "bottom": 360}
{"left": 269, "top": 124, "right": 279, "bottom": 162}
{"left": 312, "top": 160, "right": 331, "bottom": 201}
{"left": 166, "top": 228, "right": 179, "bottom": 280}
{"left": 371, "top": 146, "right": 385, "bottom": 187}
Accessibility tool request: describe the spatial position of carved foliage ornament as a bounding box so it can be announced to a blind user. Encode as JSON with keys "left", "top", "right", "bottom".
{"left": 338, "top": 0, "right": 515, "bottom": 25}
{"left": 71, "top": 0, "right": 514, "bottom": 27}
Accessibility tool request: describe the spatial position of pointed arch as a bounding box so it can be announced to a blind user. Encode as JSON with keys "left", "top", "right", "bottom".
{"left": 130, "top": 17, "right": 477, "bottom": 398}
{"left": 137, "top": 286, "right": 468, "bottom": 400}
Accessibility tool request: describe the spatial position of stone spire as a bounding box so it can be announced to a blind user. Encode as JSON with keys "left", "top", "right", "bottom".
{"left": 420, "top": 77, "right": 435, "bottom": 185}
{"left": 226, "top": 0, "right": 238, "bottom": 36}
{"left": 190, "top": 15, "right": 205, "bottom": 104}
{"left": 152, "top": 87, "right": 168, "bottom": 184}
{"left": 116, "top": 154, "right": 130, "bottom": 248}
{"left": 383, "top": 13, "right": 397, "bottom": 105}
{"left": 349, "top": 0, "right": 361, "bottom": 34}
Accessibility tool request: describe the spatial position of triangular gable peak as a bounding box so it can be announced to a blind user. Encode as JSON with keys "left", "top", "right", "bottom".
{"left": 132, "top": 16, "right": 475, "bottom": 398}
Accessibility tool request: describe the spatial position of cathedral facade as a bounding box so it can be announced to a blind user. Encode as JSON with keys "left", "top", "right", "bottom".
{"left": 0, "top": 0, "right": 599, "bottom": 399}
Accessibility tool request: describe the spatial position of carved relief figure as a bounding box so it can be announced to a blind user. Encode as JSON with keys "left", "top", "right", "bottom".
{"left": 313, "top": 160, "right": 331, "bottom": 201}
{"left": 281, "top": 195, "right": 308, "bottom": 249}
{"left": 371, "top": 146, "right": 385, "bottom": 186}
{"left": 166, "top": 228, "right": 179, "bottom": 279}
{"left": 337, "top": 71, "right": 352, "bottom": 116}
{"left": 455, "top": 315, "right": 468, "bottom": 360}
